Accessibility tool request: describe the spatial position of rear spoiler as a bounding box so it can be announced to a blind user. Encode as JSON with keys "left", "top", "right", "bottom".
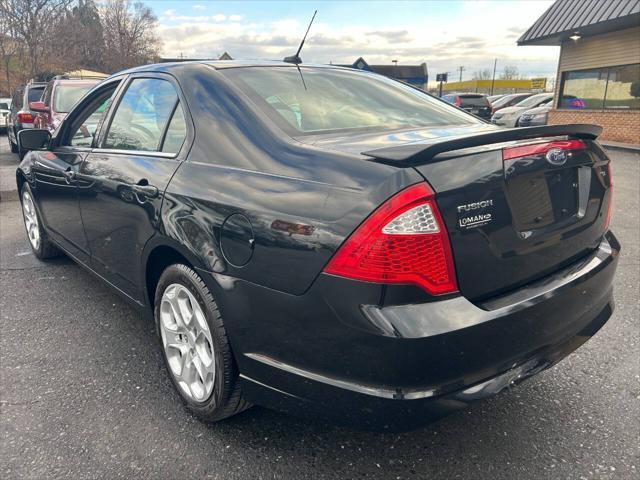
{"left": 362, "top": 124, "right": 602, "bottom": 166}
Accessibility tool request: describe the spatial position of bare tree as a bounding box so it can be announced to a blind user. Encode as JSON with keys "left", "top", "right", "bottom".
{"left": 0, "top": 0, "right": 73, "bottom": 78}
{"left": 100, "top": 0, "right": 160, "bottom": 72}
{"left": 0, "top": 7, "right": 22, "bottom": 94}
{"left": 500, "top": 65, "right": 520, "bottom": 80}
{"left": 473, "top": 69, "right": 492, "bottom": 80}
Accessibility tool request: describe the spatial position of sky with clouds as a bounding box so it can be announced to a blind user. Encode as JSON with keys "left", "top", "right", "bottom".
{"left": 147, "top": 0, "right": 560, "bottom": 83}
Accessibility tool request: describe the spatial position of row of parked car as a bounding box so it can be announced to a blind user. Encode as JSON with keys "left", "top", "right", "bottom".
{"left": 441, "top": 91, "right": 555, "bottom": 127}
{"left": 2, "top": 75, "right": 103, "bottom": 158}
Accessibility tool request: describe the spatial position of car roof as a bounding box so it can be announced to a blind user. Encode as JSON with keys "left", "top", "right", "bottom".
{"left": 112, "top": 60, "right": 357, "bottom": 78}
{"left": 52, "top": 79, "right": 102, "bottom": 85}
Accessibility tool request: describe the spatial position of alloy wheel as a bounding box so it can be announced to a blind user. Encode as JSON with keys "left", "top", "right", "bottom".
{"left": 22, "top": 190, "right": 40, "bottom": 251}
{"left": 159, "top": 283, "right": 216, "bottom": 402}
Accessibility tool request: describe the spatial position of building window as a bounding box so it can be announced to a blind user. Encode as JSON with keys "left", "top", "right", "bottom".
{"left": 559, "top": 63, "right": 640, "bottom": 110}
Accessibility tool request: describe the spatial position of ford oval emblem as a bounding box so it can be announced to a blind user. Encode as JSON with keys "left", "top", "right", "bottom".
{"left": 545, "top": 148, "right": 568, "bottom": 166}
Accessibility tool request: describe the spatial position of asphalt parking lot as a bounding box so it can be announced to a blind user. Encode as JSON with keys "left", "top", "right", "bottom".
{"left": 1, "top": 132, "right": 638, "bottom": 479}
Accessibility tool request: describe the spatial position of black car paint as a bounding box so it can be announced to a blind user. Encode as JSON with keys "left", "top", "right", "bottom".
{"left": 16, "top": 61, "right": 618, "bottom": 429}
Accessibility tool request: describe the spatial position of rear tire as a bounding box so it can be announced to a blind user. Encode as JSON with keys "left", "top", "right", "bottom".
{"left": 20, "top": 183, "right": 61, "bottom": 259}
{"left": 155, "top": 263, "right": 250, "bottom": 422}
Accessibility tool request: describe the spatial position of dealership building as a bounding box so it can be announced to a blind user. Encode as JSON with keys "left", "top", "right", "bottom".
{"left": 518, "top": 0, "right": 639, "bottom": 145}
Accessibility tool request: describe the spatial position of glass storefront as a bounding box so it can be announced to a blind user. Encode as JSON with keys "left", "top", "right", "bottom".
{"left": 559, "top": 63, "right": 640, "bottom": 110}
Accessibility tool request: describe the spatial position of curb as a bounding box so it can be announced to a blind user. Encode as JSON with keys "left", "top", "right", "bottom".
{"left": 601, "top": 141, "right": 640, "bottom": 155}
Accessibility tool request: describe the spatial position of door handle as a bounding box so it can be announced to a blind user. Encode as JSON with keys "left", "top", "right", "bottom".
{"left": 63, "top": 168, "right": 75, "bottom": 182}
{"left": 132, "top": 183, "right": 159, "bottom": 198}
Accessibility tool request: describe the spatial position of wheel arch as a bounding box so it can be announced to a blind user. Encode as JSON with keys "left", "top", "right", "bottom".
{"left": 142, "top": 236, "right": 210, "bottom": 310}
{"left": 16, "top": 168, "right": 27, "bottom": 195}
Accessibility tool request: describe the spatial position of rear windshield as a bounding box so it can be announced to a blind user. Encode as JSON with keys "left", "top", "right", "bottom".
{"left": 223, "top": 67, "right": 478, "bottom": 135}
{"left": 54, "top": 84, "right": 94, "bottom": 113}
{"left": 0, "top": 102, "right": 8, "bottom": 110}
{"left": 515, "top": 94, "right": 552, "bottom": 108}
{"left": 459, "top": 95, "right": 489, "bottom": 107}
{"left": 27, "top": 87, "right": 44, "bottom": 103}
{"left": 493, "top": 94, "right": 528, "bottom": 109}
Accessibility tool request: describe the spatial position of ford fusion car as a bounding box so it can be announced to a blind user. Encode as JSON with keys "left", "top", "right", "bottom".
{"left": 16, "top": 61, "right": 618, "bottom": 430}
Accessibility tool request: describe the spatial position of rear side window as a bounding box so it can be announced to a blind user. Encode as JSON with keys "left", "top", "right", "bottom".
{"left": 27, "top": 87, "right": 44, "bottom": 103}
{"left": 161, "top": 103, "right": 187, "bottom": 154}
{"left": 0, "top": 102, "right": 8, "bottom": 110}
{"left": 459, "top": 96, "right": 489, "bottom": 107}
{"left": 224, "top": 67, "right": 477, "bottom": 135}
{"left": 104, "top": 78, "right": 179, "bottom": 151}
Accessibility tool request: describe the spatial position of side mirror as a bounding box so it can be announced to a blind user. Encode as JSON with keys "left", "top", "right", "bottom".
{"left": 29, "top": 101, "right": 49, "bottom": 112}
{"left": 18, "top": 129, "right": 51, "bottom": 151}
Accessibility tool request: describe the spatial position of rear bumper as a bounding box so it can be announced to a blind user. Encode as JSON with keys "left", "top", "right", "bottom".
{"left": 202, "top": 232, "right": 619, "bottom": 429}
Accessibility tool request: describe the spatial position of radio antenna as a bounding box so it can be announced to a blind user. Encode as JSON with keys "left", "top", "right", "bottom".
{"left": 283, "top": 10, "right": 317, "bottom": 64}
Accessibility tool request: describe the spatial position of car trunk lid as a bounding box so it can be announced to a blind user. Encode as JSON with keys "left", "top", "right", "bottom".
{"left": 362, "top": 124, "right": 612, "bottom": 301}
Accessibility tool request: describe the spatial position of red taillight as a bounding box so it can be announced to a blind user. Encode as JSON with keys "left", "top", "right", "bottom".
{"left": 17, "top": 111, "right": 34, "bottom": 123}
{"left": 604, "top": 162, "right": 613, "bottom": 231}
{"left": 502, "top": 139, "right": 586, "bottom": 161}
{"left": 324, "top": 183, "right": 458, "bottom": 295}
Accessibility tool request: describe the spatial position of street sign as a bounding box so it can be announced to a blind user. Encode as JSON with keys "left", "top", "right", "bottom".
{"left": 531, "top": 78, "right": 547, "bottom": 90}
{"left": 436, "top": 73, "right": 448, "bottom": 82}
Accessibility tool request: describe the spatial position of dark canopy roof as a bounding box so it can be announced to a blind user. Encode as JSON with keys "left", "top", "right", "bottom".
{"left": 518, "top": 0, "right": 640, "bottom": 46}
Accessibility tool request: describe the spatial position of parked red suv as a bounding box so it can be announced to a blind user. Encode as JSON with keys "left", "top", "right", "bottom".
{"left": 30, "top": 77, "right": 102, "bottom": 133}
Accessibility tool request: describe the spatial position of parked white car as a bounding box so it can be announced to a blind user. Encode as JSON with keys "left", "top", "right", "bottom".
{"left": 491, "top": 93, "right": 553, "bottom": 127}
{"left": 0, "top": 98, "right": 10, "bottom": 132}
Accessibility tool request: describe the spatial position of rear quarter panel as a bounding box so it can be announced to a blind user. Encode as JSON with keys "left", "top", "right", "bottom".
{"left": 161, "top": 64, "right": 422, "bottom": 295}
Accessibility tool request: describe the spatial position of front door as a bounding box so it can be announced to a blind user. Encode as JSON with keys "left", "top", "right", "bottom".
{"left": 29, "top": 83, "right": 120, "bottom": 263}
{"left": 78, "top": 74, "right": 189, "bottom": 302}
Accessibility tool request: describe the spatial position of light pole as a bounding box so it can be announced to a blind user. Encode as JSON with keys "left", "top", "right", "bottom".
{"left": 490, "top": 58, "right": 497, "bottom": 95}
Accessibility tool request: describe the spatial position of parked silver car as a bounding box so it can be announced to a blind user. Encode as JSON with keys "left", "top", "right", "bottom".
{"left": 491, "top": 93, "right": 553, "bottom": 127}
{"left": 0, "top": 98, "right": 10, "bottom": 132}
{"left": 518, "top": 100, "right": 553, "bottom": 127}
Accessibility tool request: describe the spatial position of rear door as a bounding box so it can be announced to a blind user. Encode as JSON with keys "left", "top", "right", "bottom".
{"left": 78, "top": 73, "right": 191, "bottom": 302}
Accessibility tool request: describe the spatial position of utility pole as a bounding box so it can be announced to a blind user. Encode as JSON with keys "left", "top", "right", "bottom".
{"left": 458, "top": 66, "right": 465, "bottom": 82}
{"left": 490, "top": 58, "right": 497, "bottom": 95}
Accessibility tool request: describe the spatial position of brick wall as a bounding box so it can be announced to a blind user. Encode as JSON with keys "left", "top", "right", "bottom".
{"left": 548, "top": 109, "right": 640, "bottom": 145}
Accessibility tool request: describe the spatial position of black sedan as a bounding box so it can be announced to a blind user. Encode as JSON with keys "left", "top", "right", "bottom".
{"left": 16, "top": 61, "right": 618, "bottom": 430}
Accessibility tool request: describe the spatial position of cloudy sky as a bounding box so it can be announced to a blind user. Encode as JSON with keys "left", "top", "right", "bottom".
{"left": 147, "top": 0, "right": 560, "bottom": 83}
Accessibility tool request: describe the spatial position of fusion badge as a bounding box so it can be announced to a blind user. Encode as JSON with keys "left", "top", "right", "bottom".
{"left": 457, "top": 199, "right": 494, "bottom": 230}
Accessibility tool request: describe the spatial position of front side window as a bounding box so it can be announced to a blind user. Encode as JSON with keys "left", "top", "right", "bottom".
{"left": 68, "top": 87, "right": 117, "bottom": 147}
{"left": 42, "top": 85, "right": 53, "bottom": 106}
{"left": 104, "top": 78, "right": 178, "bottom": 151}
{"left": 559, "top": 64, "right": 640, "bottom": 110}
{"left": 224, "top": 67, "right": 478, "bottom": 135}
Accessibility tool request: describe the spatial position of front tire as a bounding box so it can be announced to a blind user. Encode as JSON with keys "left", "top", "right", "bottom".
{"left": 20, "top": 184, "right": 61, "bottom": 259}
{"left": 155, "top": 264, "right": 250, "bottom": 422}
